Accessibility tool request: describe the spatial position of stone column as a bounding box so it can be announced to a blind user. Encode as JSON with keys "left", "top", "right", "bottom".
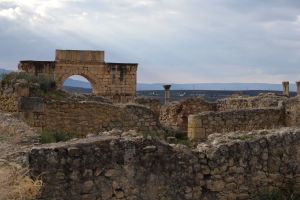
{"left": 296, "top": 81, "right": 300, "bottom": 96}
{"left": 163, "top": 84, "right": 171, "bottom": 104}
{"left": 282, "top": 81, "right": 290, "bottom": 97}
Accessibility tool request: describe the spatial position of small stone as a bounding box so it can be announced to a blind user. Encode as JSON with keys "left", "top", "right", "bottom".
{"left": 82, "top": 180, "right": 94, "bottom": 194}
{"left": 115, "top": 190, "right": 125, "bottom": 199}
{"left": 105, "top": 169, "right": 117, "bottom": 177}
{"left": 143, "top": 145, "right": 157, "bottom": 153}
{"left": 166, "top": 136, "right": 177, "bottom": 144}
{"left": 68, "top": 147, "right": 80, "bottom": 156}
{"left": 86, "top": 133, "right": 96, "bottom": 138}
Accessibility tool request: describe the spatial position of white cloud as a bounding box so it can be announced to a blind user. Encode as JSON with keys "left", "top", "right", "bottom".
{"left": 0, "top": 7, "right": 21, "bottom": 20}
{"left": 0, "top": 0, "right": 300, "bottom": 83}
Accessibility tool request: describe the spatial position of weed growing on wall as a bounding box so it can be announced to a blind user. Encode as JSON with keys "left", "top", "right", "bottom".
{"left": 1, "top": 72, "right": 71, "bottom": 100}
{"left": 1, "top": 72, "right": 56, "bottom": 93}
{"left": 40, "top": 130, "right": 71, "bottom": 143}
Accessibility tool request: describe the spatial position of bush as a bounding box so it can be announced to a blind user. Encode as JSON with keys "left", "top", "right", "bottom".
{"left": 40, "top": 130, "right": 70, "bottom": 144}
{"left": 1, "top": 72, "right": 56, "bottom": 93}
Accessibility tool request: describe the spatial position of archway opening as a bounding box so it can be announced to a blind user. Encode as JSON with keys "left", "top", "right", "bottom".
{"left": 63, "top": 75, "right": 92, "bottom": 94}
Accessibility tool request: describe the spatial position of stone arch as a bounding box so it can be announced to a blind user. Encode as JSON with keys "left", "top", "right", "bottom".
{"left": 55, "top": 72, "right": 98, "bottom": 94}
{"left": 18, "top": 50, "right": 138, "bottom": 102}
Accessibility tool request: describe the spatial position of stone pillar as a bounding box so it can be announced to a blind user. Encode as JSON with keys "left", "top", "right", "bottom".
{"left": 296, "top": 81, "right": 300, "bottom": 96}
{"left": 163, "top": 84, "right": 171, "bottom": 104}
{"left": 187, "top": 115, "right": 206, "bottom": 142}
{"left": 282, "top": 81, "right": 290, "bottom": 97}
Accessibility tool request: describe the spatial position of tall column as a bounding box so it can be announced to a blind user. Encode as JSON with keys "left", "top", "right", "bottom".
{"left": 163, "top": 84, "right": 171, "bottom": 104}
{"left": 282, "top": 81, "right": 290, "bottom": 97}
{"left": 296, "top": 81, "right": 300, "bottom": 96}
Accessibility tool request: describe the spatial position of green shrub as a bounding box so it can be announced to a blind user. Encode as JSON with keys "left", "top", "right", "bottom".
{"left": 40, "top": 130, "right": 70, "bottom": 144}
{"left": 163, "top": 128, "right": 192, "bottom": 146}
{"left": 1, "top": 72, "right": 56, "bottom": 93}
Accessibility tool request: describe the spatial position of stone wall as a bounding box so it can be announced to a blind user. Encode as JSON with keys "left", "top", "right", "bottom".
{"left": 160, "top": 97, "right": 216, "bottom": 132}
{"left": 188, "top": 108, "right": 285, "bottom": 141}
{"left": 158, "top": 94, "right": 287, "bottom": 134}
{"left": 18, "top": 98, "right": 161, "bottom": 136}
{"left": 285, "top": 96, "right": 300, "bottom": 127}
{"left": 29, "top": 128, "right": 300, "bottom": 200}
{"left": 131, "top": 97, "right": 161, "bottom": 115}
{"left": 217, "top": 93, "right": 287, "bottom": 111}
{"left": 0, "top": 80, "right": 29, "bottom": 114}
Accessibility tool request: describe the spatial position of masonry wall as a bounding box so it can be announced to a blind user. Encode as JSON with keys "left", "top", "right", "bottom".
{"left": 29, "top": 128, "right": 300, "bottom": 200}
{"left": 188, "top": 108, "right": 285, "bottom": 141}
{"left": 18, "top": 98, "right": 161, "bottom": 137}
{"left": 0, "top": 92, "right": 19, "bottom": 114}
{"left": 131, "top": 97, "right": 161, "bottom": 116}
{"left": 54, "top": 63, "right": 137, "bottom": 103}
{"left": 285, "top": 96, "right": 300, "bottom": 127}
{"left": 160, "top": 97, "right": 217, "bottom": 132}
{"left": 217, "top": 93, "right": 287, "bottom": 111}
{"left": 18, "top": 61, "right": 55, "bottom": 77}
{"left": 0, "top": 80, "right": 29, "bottom": 114}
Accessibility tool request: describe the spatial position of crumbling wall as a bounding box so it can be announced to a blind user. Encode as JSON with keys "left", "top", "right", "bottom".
{"left": 159, "top": 97, "right": 216, "bottom": 132}
{"left": 217, "top": 93, "right": 287, "bottom": 111}
{"left": 285, "top": 96, "right": 300, "bottom": 127}
{"left": 188, "top": 108, "right": 285, "bottom": 141}
{"left": 0, "top": 80, "right": 29, "bottom": 114}
{"left": 131, "top": 97, "right": 161, "bottom": 115}
{"left": 18, "top": 98, "right": 161, "bottom": 136}
{"left": 29, "top": 128, "right": 300, "bottom": 200}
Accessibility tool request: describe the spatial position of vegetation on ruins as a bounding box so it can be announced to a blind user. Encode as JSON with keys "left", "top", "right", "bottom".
{"left": 1, "top": 72, "right": 55, "bottom": 92}
{"left": 1, "top": 72, "right": 69, "bottom": 100}
{"left": 40, "top": 129, "right": 70, "bottom": 144}
{"left": 0, "top": 166, "right": 42, "bottom": 200}
{"left": 142, "top": 129, "right": 192, "bottom": 147}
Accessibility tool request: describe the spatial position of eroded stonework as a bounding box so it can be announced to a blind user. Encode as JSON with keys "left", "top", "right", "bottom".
{"left": 18, "top": 50, "right": 138, "bottom": 103}
{"left": 30, "top": 128, "right": 300, "bottom": 200}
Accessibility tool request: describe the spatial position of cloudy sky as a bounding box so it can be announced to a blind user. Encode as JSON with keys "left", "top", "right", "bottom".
{"left": 0, "top": 0, "right": 300, "bottom": 84}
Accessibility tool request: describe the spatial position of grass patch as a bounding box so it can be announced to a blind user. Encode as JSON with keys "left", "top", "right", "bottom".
{"left": 40, "top": 130, "right": 70, "bottom": 144}
{"left": 0, "top": 165, "right": 42, "bottom": 200}
{"left": 169, "top": 130, "right": 192, "bottom": 147}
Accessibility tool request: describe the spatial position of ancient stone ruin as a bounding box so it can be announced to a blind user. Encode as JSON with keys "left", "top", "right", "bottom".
{"left": 2, "top": 55, "right": 300, "bottom": 199}
{"left": 18, "top": 50, "right": 138, "bottom": 103}
{"left": 30, "top": 128, "right": 300, "bottom": 199}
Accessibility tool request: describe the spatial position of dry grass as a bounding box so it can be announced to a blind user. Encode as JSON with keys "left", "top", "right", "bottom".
{"left": 0, "top": 165, "right": 42, "bottom": 200}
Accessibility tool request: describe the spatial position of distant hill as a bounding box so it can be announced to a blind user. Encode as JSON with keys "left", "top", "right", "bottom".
{"left": 64, "top": 79, "right": 294, "bottom": 91}
{"left": 0, "top": 68, "right": 12, "bottom": 75}
{"left": 0, "top": 68, "right": 294, "bottom": 91}
{"left": 64, "top": 78, "right": 91, "bottom": 88}
{"left": 138, "top": 83, "right": 295, "bottom": 91}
